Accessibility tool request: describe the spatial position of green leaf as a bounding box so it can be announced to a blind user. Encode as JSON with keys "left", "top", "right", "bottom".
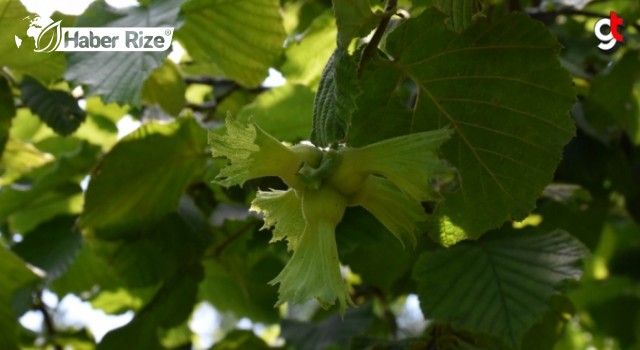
{"left": 177, "top": 0, "right": 286, "bottom": 87}
{"left": 237, "top": 84, "right": 315, "bottom": 142}
{"left": 0, "top": 76, "right": 14, "bottom": 156}
{"left": 280, "top": 11, "right": 337, "bottom": 88}
{"left": 281, "top": 302, "right": 373, "bottom": 350}
{"left": 0, "top": 0, "right": 64, "bottom": 82}
{"left": 0, "top": 141, "right": 99, "bottom": 225}
{"left": 413, "top": 229, "right": 588, "bottom": 349}
{"left": 97, "top": 265, "right": 203, "bottom": 350}
{"left": 433, "top": 0, "right": 484, "bottom": 32}
{"left": 0, "top": 248, "right": 40, "bottom": 350}
{"left": 12, "top": 215, "right": 82, "bottom": 280}
{"left": 80, "top": 118, "right": 206, "bottom": 237}
{"left": 311, "top": 48, "right": 359, "bottom": 146}
{"left": 89, "top": 209, "right": 210, "bottom": 287}
{"left": 269, "top": 187, "right": 352, "bottom": 312}
{"left": 65, "top": 0, "right": 183, "bottom": 106}
{"left": 333, "top": 0, "right": 379, "bottom": 47}
{"left": 211, "top": 330, "right": 270, "bottom": 350}
{"left": 583, "top": 50, "right": 640, "bottom": 140}
{"left": 20, "top": 76, "right": 86, "bottom": 136}
{"left": 142, "top": 60, "right": 186, "bottom": 116}
{"left": 250, "top": 188, "right": 305, "bottom": 251}
{"left": 350, "top": 10, "right": 575, "bottom": 243}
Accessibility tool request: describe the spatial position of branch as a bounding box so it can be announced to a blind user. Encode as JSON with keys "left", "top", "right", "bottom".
{"left": 358, "top": 0, "right": 398, "bottom": 72}
{"left": 33, "top": 291, "right": 62, "bottom": 350}
{"left": 527, "top": 7, "right": 640, "bottom": 31}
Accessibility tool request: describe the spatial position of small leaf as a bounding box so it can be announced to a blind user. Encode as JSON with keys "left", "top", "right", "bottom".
{"left": 142, "top": 59, "right": 186, "bottom": 116}
{"left": 270, "top": 187, "right": 352, "bottom": 312}
{"left": 236, "top": 84, "right": 315, "bottom": 142}
{"left": 177, "top": 0, "right": 286, "bottom": 87}
{"left": 413, "top": 229, "right": 588, "bottom": 349}
{"left": 311, "top": 48, "right": 359, "bottom": 146}
{"left": 20, "top": 76, "right": 86, "bottom": 136}
{"left": 333, "top": 0, "right": 379, "bottom": 47}
{"left": 12, "top": 215, "right": 82, "bottom": 280}
{"left": 280, "top": 11, "right": 337, "bottom": 88}
{"left": 250, "top": 189, "right": 305, "bottom": 250}
{"left": 210, "top": 116, "right": 317, "bottom": 189}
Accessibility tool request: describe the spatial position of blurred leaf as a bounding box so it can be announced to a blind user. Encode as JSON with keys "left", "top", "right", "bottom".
{"left": 0, "top": 76, "right": 14, "bottom": 156}
{"left": 65, "top": 0, "right": 183, "bottom": 105}
{"left": 0, "top": 138, "right": 52, "bottom": 185}
{"left": 210, "top": 330, "right": 270, "bottom": 350}
{"left": 97, "top": 265, "right": 203, "bottom": 350}
{"left": 81, "top": 118, "right": 206, "bottom": 237}
{"left": 349, "top": 10, "right": 575, "bottom": 244}
{"left": 333, "top": 0, "right": 378, "bottom": 47}
{"left": 0, "top": 248, "right": 40, "bottom": 350}
{"left": 281, "top": 303, "right": 373, "bottom": 350}
{"left": 0, "top": 0, "right": 64, "bottom": 82}
{"left": 311, "top": 47, "right": 359, "bottom": 146}
{"left": 413, "top": 229, "right": 588, "bottom": 349}
{"left": 337, "top": 207, "right": 413, "bottom": 292}
{"left": 20, "top": 76, "right": 86, "bottom": 136}
{"left": 281, "top": 11, "right": 337, "bottom": 88}
{"left": 142, "top": 60, "right": 186, "bottom": 116}
{"left": 583, "top": 50, "right": 640, "bottom": 141}
{"left": 89, "top": 213, "right": 208, "bottom": 287}
{"left": 177, "top": 0, "right": 286, "bottom": 87}
{"left": 90, "top": 286, "right": 157, "bottom": 314}
{"left": 0, "top": 141, "right": 99, "bottom": 225}
{"left": 237, "top": 84, "right": 315, "bottom": 142}
{"left": 12, "top": 215, "right": 82, "bottom": 280}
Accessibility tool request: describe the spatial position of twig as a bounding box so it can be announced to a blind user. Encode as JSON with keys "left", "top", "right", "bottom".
{"left": 527, "top": 7, "right": 640, "bottom": 31}
{"left": 33, "top": 290, "right": 62, "bottom": 350}
{"left": 358, "top": 0, "right": 398, "bottom": 73}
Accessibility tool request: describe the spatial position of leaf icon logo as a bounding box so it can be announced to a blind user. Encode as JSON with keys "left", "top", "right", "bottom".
{"left": 34, "top": 20, "right": 62, "bottom": 53}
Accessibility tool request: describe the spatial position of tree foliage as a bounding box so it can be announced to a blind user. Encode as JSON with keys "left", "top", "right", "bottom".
{"left": 0, "top": 0, "right": 639, "bottom": 349}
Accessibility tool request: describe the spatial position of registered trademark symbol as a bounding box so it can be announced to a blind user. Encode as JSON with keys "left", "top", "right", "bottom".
{"left": 165, "top": 29, "right": 172, "bottom": 36}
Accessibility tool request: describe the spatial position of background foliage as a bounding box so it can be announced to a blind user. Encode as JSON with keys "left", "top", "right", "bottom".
{"left": 0, "top": 0, "right": 639, "bottom": 349}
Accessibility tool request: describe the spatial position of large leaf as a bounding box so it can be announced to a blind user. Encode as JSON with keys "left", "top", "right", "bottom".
{"left": 0, "top": 0, "right": 64, "bottom": 82}
{"left": 80, "top": 118, "right": 206, "bottom": 237}
{"left": 237, "top": 84, "right": 315, "bottom": 142}
{"left": 349, "top": 10, "right": 575, "bottom": 243}
{"left": 20, "top": 76, "right": 86, "bottom": 136}
{"left": 0, "top": 248, "right": 40, "bottom": 350}
{"left": 177, "top": 0, "right": 286, "bottom": 87}
{"left": 311, "top": 48, "right": 359, "bottom": 146}
{"left": 65, "top": 0, "right": 183, "bottom": 106}
{"left": 413, "top": 229, "right": 588, "bottom": 349}
{"left": 97, "top": 265, "right": 203, "bottom": 350}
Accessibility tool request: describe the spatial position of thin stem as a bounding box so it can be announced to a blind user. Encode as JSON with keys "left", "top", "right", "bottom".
{"left": 527, "top": 8, "right": 640, "bottom": 31}
{"left": 358, "top": 0, "right": 398, "bottom": 73}
{"left": 33, "top": 291, "right": 62, "bottom": 350}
